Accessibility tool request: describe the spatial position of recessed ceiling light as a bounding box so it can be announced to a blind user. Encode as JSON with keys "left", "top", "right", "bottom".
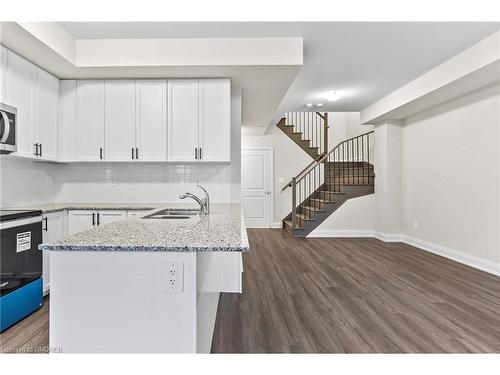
{"left": 315, "top": 103, "right": 324, "bottom": 107}
{"left": 324, "top": 91, "right": 341, "bottom": 102}
{"left": 305, "top": 103, "right": 313, "bottom": 108}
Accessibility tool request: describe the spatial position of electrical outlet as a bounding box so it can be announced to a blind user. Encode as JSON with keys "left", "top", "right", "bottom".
{"left": 413, "top": 220, "right": 419, "bottom": 230}
{"left": 166, "top": 261, "right": 183, "bottom": 293}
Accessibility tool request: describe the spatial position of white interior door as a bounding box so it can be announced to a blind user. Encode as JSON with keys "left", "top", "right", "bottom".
{"left": 241, "top": 149, "right": 273, "bottom": 228}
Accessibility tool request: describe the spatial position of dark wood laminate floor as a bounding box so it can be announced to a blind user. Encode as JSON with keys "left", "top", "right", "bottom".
{"left": 0, "top": 296, "right": 49, "bottom": 353}
{"left": 2, "top": 229, "right": 499, "bottom": 353}
{"left": 211, "top": 229, "right": 500, "bottom": 353}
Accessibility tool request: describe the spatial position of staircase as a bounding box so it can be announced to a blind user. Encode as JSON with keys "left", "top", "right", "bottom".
{"left": 277, "top": 112, "right": 375, "bottom": 237}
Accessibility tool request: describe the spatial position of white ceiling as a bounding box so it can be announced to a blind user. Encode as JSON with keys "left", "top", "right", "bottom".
{"left": 60, "top": 22, "right": 500, "bottom": 113}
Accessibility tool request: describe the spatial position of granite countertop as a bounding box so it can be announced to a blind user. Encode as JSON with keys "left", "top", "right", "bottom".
{"left": 4, "top": 202, "right": 161, "bottom": 214}
{"left": 39, "top": 203, "right": 249, "bottom": 253}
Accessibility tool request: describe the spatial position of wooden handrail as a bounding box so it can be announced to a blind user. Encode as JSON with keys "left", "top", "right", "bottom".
{"left": 281, "top": 153, "right": 326, "bottom": 191}
{"left": 282, "top": 131, "right": 374, "bottom": 190}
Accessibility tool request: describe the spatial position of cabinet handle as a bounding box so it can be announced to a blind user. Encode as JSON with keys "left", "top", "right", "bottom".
{"left": 92, "top": 212, "right": 95, "bottom": 226}
{"left": 195, "top": 148, "right": 198, "bottom": 160}
{"left": 132, "top": 147, "right": 135, "bottom": 160}
{"left": 136, "top": 148, "right": 139, "bottom": 160}
{"left": 43, "top": 217, "right": 48, "bottom": 231}
{"left": 39, "top": 143, "right": 42, "bottom": 157}
{"left": 199, "top": 147, "right": 202, "bottom": 160}
{"left": 34, "top": 143, "right": 38, "bottom": 156}
{"left": 99, "top": 148, "right": 103, "bottom": 160}
{"left": 97, "top": 213, "right": 100, "bottom": 226}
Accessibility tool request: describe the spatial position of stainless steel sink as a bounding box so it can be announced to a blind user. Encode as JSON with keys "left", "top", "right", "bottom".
{"left": 142, "top": 209, "right": 200, "bottom": 220}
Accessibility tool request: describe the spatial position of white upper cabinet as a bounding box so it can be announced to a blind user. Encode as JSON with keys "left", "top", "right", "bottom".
{"left": 59, "top": 80, "right": 77, "bottom": 161}
{"left": 33, "top": 66, "right": 59, "bottom": 160}
{"left": 198, "top": 79, "right": 231, "bottom": 162}
{"left": 104, "top": 81, "right": 136, "bottom": 161}
{"left": 168, "top": 80, "right": 199, "bottom": 161}
{"left": 6, "top": 50, "right": 35, "bottom": 158}
{"left": 168, "top": 79, "right": 231, "bottom": 162}
{"left": 135, "top": 80, "right": 167, "bottom": 161}
{"left": 0, "top": 46, "right": 7, "bottom": 104}
{"left": 76, "top": 81, "right": 105, "bottom": 161}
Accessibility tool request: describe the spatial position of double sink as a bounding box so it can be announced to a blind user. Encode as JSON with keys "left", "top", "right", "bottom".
{"left": 142, "top": 208, "right": 200, "bottom": 220}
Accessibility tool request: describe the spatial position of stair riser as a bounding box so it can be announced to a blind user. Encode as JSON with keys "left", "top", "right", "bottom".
{"left": 277, "top": 122, "right": 319, "bottom": 159}
{"left": 325, "top": 177, "right": 374, "bottom": 185}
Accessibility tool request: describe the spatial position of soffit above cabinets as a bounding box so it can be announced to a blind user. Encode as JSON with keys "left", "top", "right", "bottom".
{"left": 0, "top": 22, "right": 303, "bottom": 132}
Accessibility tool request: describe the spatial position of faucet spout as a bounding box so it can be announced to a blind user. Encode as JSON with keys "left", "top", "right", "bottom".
{"left": 179, "top": 192, "right": 206, "bottom": 214}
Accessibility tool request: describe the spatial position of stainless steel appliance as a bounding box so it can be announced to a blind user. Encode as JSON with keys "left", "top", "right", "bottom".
{"left": 0, "top": 103, "right": 17, "bottom": 154}
{"left": 0, "top": 209, "right": 43, "bottom": 331}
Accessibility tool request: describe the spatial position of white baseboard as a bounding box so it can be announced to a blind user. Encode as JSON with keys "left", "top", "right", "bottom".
{"left": 373, "top": 231, "right": 403, "bottom": 242}
{"left": 401, "top": 235, "right": 500, "bottom": 277}
{"left": 308, "top": 229, "right": 374, "bottom": 238}
{"left": 248, "top": 226, "right": 500, "bottom": 277}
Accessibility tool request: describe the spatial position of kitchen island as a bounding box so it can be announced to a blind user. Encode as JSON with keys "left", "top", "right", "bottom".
{"left": 40, "top": 203, "right": 249, "bottom": 353}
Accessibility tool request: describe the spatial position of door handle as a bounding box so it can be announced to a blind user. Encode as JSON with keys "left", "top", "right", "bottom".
{"left": 265, "top": 191, "right": 272, "bottom": 195}
{"left": 0, "top": 111, "right": 10, "bottom": 143}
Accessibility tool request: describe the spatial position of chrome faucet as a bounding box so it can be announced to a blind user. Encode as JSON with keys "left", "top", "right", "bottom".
{"left": 179, "top": 182, "right": 210, "bottom": 214}
{"left": 196, "top": 182, "right": 210, "bottom": 214}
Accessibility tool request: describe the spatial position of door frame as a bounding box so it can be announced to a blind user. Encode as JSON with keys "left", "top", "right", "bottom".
{"left": 241, "top": 147, "right": 274, "bottom": 228}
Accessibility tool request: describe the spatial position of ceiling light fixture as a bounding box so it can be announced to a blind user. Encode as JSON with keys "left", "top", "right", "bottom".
{"left": 324, "top": 91, "right": 341, "bottom": 102}
{"left": 315, "top": 103, "right": 324, "bottom": 107}
{"left": 305, "top": 103, "right": 313, "bottom": 108}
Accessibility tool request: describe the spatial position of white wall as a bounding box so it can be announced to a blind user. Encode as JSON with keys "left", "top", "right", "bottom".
{"left": 402, "top": 83, "right": 500, "bottom": 266}
{"left": 0, "top": 90, "right": 241, "bottom": 207}
{"left": 0, "top": 158, "right": 59, "bottom": 207}
{"left": 242, "top": 112, "right": 376, "bottom": 230}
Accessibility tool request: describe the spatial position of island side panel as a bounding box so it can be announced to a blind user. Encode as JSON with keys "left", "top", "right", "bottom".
{"left": 49, "top": 251, "right": 197, "bottom": 353}
{"left": 196, "top": 252, "right": 243, "bottom": 353}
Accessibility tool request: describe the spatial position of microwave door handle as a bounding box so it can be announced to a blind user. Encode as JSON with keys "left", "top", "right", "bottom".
{"left": 0, "top": 111, "right": 10, "bottom": 143}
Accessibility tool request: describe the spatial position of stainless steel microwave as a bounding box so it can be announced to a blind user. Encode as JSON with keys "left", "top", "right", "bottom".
{"left": 0, "top": 103, "right": 17, "bottom": 154}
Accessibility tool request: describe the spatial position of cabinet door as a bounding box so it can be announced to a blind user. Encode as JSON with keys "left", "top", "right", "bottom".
{"left": 6, "top": 50, "right": 35, "bottom": 158}
{"left": 42, "top": 212, "right": 65, "bottom": 295}
{"left": 136, "top": 80, "right": 167, "bottom": 161}
{"left": 68, "top": 210, "right": 95, "bottom": 235}
{"left": 76, "top": 81, "right": 105, "bottom": 161}
{"left": 168, "top": 81, "right": 199, "bottom": 161}
{"left": 34, "top": 67, "right": 59, "bottom": 160}
{"left": 97, "top": 210, "right": 127, "bottom": 225}
{"left": 0, "top": 46, "right": 7, "bottom": 104}
{"left": 59, "top": 80, "right": 77, "bottom": 161}
{"left": 198, "top": 80, "right": 231, "bottom": 162}
{"left": 104, "top": 81, "right": 136, "bottom": 161}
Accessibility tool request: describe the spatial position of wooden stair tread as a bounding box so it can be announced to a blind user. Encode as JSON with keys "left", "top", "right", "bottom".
{"left": 300, "top": 205, "right": 325, "bottom": 212}
{"left": 284, "top": 220, "right": 304, "bottom": 230}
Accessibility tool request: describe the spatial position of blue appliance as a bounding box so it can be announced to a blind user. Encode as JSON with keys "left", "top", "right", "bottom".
{"left": 0, "top": 209, "right": 43, "bottom": 332}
